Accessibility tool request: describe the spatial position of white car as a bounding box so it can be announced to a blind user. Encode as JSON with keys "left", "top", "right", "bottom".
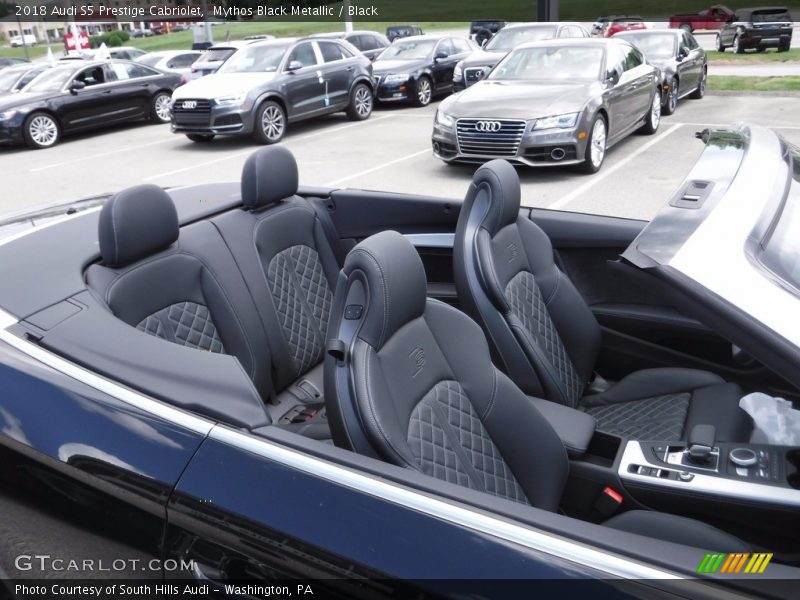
{"left": 136, "top": 50, "right": 202, "bottom": 76}
{"left": 9, "top": 35, "right": 37, "bottom": 47}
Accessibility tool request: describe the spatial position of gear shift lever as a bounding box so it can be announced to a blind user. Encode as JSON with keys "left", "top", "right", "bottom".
{"left": 687, "top": 424, "right": 716, "bottom": 465}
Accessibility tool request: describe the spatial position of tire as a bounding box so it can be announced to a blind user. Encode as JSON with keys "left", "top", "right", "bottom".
{"left": 733, "top": 34, "right": 744, "bottom": 54}
{"left": 679, "top": 23, "right": 692, "bottom": 33}
{"left": 150, "top": 91, "right": 172, "bottom": 123}
{"left": 662, "top": 77, "right": 678, "bottom": 115}
{"left": 576, "top": 114, "right": 607, "bottom": 174}
{"left": 638, "top": 90, "right": 661, "bottom": 135}
{"left": 345, "top": 82, "right": 373, "bottom": 121}
{"left": 186, "top": 134, "right": 215, "bottom": 143}
{"left": 23, "top": 112, "right": 60, "bottom": 149}
{"left": 252, "top": 100, "right": 286, "bottom": 144}
{"left": 756, "top": 47, "right": 766, "bottom": 53}
{"left": 689, "top": 68, "right": 707, "bottom": 99}
{"left": 778, "top": 41, "right": 790, "bottom": 52}
{"left": 411, "top": 76, "right": 432, "bottom": 107}
{"left": 715, "top": 34, "right": 725, "bottom": 52}
{"left": 475, "top": 28, "right": 493, "bottom": 46}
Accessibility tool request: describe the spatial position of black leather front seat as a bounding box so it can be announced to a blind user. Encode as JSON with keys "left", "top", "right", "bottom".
{"left": 453, "top": 160, "right": 751, "bottom": 442}
{"left": 325, "top": 230, "right": 746, "bottom": 550}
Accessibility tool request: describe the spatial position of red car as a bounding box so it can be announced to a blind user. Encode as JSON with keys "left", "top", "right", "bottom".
{"left": 669, "top": 4, "right": 733, "bottom": 32}
{"left": 605, "top": 16, "right": 647, "bottom": 37}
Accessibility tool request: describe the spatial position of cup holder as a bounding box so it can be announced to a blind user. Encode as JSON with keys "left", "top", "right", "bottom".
{"left": 787, "top": 450, "right": 800, "bottom": 490}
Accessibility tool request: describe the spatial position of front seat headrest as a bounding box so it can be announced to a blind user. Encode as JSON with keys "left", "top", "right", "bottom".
{"left": 241, "top": 146, "right": 299, "bottom": 209}
{"left": 469, "top": 159, "right": 520, "bottom": 235}
{"left": 98, "top": 184, "right": 179, "bottom": 268}
{"left": 343, "top": 231, "right": 427, "bottom": 350}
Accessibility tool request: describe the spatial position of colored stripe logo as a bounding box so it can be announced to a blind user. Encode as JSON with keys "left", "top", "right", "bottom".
{"left": 697, "top": 552, "right": 772, "bottom": 574}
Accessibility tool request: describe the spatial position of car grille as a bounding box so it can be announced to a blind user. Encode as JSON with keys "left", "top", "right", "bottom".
{"left": 456, "top": 118, "right": 527, "bottom": 157}
{"left": 464, "top": 67, "right": 487, "bottom": 84}
{"left": 172, "top": 99, "right": 211, "bottom": 126}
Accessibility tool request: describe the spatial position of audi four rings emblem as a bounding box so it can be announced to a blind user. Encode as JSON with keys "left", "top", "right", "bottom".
{"left": 475, "top": 121, "right": 502, "bottom": 132}
{"left": 182, "top": 101, "right": 197, "bottom": 110}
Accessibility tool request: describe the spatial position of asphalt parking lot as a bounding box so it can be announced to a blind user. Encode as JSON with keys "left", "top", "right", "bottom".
{"left": 1, "top": 93, "right": 799, "bottom": 222}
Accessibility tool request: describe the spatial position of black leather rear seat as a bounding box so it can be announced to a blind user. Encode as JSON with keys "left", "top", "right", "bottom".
{"left": 211, "top": 147, "right": 340, "bottom": 437}
{"left": 86, "top": 150, "right": 341, "bottom": 439}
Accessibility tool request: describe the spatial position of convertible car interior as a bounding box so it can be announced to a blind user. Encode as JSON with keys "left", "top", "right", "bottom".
{"left": 3, "top": 141, "right": 800, "bottom": 568}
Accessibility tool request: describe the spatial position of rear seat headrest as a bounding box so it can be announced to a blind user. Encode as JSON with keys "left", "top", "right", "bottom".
{"left": 343, "top": 231, "right": 427, "bottom": 350}
{"left": 241, "top": 146, "right": 299, "bottom": 210}
{"left": 471, "top": 159, "right": 521, "bottom": 235}
{"left": 98, "top": 184, "right": 179, "bottom": 268}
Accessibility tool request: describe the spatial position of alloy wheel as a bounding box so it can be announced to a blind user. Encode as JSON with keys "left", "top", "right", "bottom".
{"left": 650, "top": 92, "right": 661, "bottom": 129}
{"left": 354, "top": 86, "right": 372, "bottom": 118}
{"left": 590, "top": 118, "right": 606, "bottom": 168}
{"left": 29, "top": 115, "right": 58, "bottom": 147}
{"left": 417, "top": 78, "right": 431, "bottom": 106}
{"left": 154, "top": 94, "right": 171, "bottom": 122}
{"left": 261, "top": 105, "right": 285, "bottom": 142}
{"left": 668, "top": 79, "right": 678, "bottom": 112}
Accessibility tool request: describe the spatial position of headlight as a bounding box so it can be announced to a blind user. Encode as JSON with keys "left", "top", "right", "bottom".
{"left": 453, "top": 63, "right": 463, "bottom": 80}
{"left": 383, "top": 73, "right": 410, "bottom": 84}
{"left": 532, "top": 113, "right": 580, "bottom": 131}
{"left": 214, "top": 93, "right": 246, "bottom": 106}
{"left": 435, "top": 110, "right": 454, "bottom": 129}
{"left": 0, "top": 109, "right": 18, "bottom": 120}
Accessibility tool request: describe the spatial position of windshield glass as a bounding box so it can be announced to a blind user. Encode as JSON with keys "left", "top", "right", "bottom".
{"left": 619, "top": 33, "right": 676, "bottom": 59}
{"left": 760, "top": 144, "right": 800, "bottom": 291}
{"left": 485, "top": 26, "right": 557, "bottom": 51}
{"left": 378, "top": 39, "right": 436, "bottom": 60}
{"left": 137, "top": 55, "right": 162, "bottom": 67}
{"left": 23, "top": 67, "right": 74, "bottom": 92}
{"left": 195, "top": 48, "right": 237, "bottom": 65}
{"left": 0, "top": 69, "right": 24, "bottom": 92}
{"left": 218, "top": 44, "right": 289, "bottom": 73}
{"left": 489, "top": 45, "right": 604, "bottom": 81}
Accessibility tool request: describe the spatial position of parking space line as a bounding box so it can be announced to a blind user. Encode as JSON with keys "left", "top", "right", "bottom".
{"left": 547, "top": 124, "right": 683, "bottom": 211}
{"left": 30, "top": 138, "right": 174, "bottom": 173}
{"left": 144, "top": 115, "right": 397, "bottom": 181}
{"left": 324, "top": 149, "right": 430, "bottom": 187}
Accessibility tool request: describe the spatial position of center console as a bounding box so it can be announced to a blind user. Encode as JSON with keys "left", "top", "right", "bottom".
{"left": 619, "top": 440, "right": 800, "bottom": 507}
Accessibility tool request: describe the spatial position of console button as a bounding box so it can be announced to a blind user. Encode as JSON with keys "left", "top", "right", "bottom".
{"left": 729, "top": 447, "right": 758, "bottom": 467}
{"left": 678, "top": 471, "right": 694, "bottom": 482}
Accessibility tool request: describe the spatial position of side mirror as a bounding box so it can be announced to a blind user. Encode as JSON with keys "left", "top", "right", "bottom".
{"left": 286, "top": 60, "right": 304, "bottom": 72}
{"left": 677, "top": 49, "right": 688, "bottom": 61}
{"left": 69, "top": 80, "right": 86, "bottom": 94}
{"left": 434, "top": 51, "right": 448, "bottom": 62}
{"left": 605, "top": 70, "right": 620, "bottom": 86}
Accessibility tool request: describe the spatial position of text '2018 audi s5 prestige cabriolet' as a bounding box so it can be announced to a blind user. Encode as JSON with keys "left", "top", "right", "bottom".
{"left": 1, "top": 124, "right": 800, "bottom": 598}
{"left": 433, "top": 38, "right": 662, "bottom": 172}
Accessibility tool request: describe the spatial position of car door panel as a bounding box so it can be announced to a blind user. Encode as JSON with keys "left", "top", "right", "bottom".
{"left": 0, "top": 338, "right": 203, "bottom": 581}
{"left": 282, "top": 42, "right": 324, "bottom": 117}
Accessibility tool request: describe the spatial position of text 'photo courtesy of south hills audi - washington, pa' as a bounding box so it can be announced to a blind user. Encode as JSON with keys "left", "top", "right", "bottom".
{"left": 2, "top": 1, "right": 800, "bottom": 599}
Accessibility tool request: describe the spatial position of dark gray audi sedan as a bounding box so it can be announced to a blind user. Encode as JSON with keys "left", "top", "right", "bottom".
{"left": 432, "top": 38, "right": 662, "bottom": 173}
{"left": 171, "top": 37, "right": 374, "bottom": 144}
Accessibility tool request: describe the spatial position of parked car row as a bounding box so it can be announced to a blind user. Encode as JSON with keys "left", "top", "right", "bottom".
{"left": 0, "top": 23, "right": 710, "bottom": 158}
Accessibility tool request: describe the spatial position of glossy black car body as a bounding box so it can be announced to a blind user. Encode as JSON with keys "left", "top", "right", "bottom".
{"left": 0, "top": 60, "right": 182, "bottom": 149}
{"left": 453, "top": 22, "right": 589, "bottom": 91}
{"left": 372, "top": 34, "right": 475, "bottom": 106}
{"left": 171, "top": 38, "right": 374, "bottom": 144}
{"left": 311, "top": 30, "right": 390, "bottom": 61}
{"left": 615, "top": 29, "right": 708, "bottom": 115}
{"left": 1, "top": 128, "right": 800, "bottom": 596}
{"left": 716, "top": 6, "right": 794, "bottom": 52}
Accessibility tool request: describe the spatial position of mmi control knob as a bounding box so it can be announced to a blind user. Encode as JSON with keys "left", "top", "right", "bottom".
{"left": 729, "top": 448, "right": 758, "bottom": 467}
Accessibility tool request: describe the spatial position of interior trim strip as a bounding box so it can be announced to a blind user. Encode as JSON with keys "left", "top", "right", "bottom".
{"left": 619, "top": 441, "right": 800, "bottom": 507}
{"left": 211, "top": 424, "right": 680, "bottom": 580}
{"left": 403, "top": 233, "right": 455, "bottom": 248}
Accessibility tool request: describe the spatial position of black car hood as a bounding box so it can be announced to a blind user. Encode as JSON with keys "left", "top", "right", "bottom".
{"left": 458, "top": 49, "right": 509, "bottom": 69}
{"left": 0, "top": 90, "right": 56, "bottom": 110}
{"left": 372, "top": 58, "right": 430, "bottom": 75}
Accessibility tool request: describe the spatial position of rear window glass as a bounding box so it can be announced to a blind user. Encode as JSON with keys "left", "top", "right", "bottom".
{"left": 752, "top": 10, "right": 792, "bottom": 22}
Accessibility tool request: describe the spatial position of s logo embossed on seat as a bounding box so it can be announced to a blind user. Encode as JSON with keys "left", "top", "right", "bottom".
{"left": 409, "top": 347, "right": 426, "bottom": 378}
